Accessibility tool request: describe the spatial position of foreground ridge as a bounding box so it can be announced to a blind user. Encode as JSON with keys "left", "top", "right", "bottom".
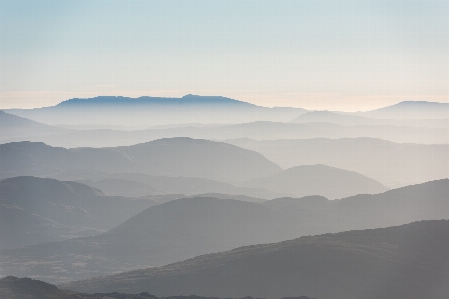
{"left": 61, "top": 220, "right": 449, "bottom": 299}
{"left": 0, "top": 276, "right": 315, "bottom": 299}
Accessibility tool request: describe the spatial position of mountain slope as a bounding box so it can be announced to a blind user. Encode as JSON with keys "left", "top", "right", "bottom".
{"left": 262, "top": 195, "right": 328, "bottom": 209}
{"left": 241, "top": 165, "right": 389, "bottom": 199}
{"left": 290, "top": 110, "right": 449, "bottom": 128}
{"left": 0, "top": 197, "right": 340, "bottom": 282}
{"left": 0, "top": 110, "right": 53, "bottom": 129}
{"left": 2, "top": 179, "right": 449, "bottom": 282}
{"left": 289, "top": 111, "right": 384, "bottom": 125}
{"left": 0, "top": 138, "right": 281, "bottom": 182}
{"left": 0, "top": 110, "right": 66, "bottom": 141}
{"left": 226, "top": 137, "right": 449, "bottom": 188}
{"left": 107, "top": 138, "right": 282, "bottom": 181}
{"left": 50, "top": 170, "right": 281, "bottom": 200}
{"left": 5, "top": 119, "right": 449, "bottom": 147}
{"left": 0, "top": 176, "right": 157, "bottom": 249}
{"left": 363, "top": 100, "right": 449, "bottom": 119}
{"left": 61, "top": 220, "right": 449, "bottom": 299}
{"left": 77, "top": 178, "right": 164, "bottom": 197}
{"left": 261, "top": 179, "right": 449, "bottom": 230}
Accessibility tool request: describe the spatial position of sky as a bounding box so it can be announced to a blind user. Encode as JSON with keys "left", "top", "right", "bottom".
{"left": 0, "top": 0, "right": 448, "bottom": 111}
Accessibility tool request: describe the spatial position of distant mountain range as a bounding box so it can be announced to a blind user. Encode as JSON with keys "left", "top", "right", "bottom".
{"left": 227, "top": 137, "right": 449, "bottom": 188}
{"left": 61, "top": 220, "right": 449, "bottom": 299}
{"left": 3, "top": 116, "right": 449, "bottom": 148}
{"left": 51, "top": 165, "right": 388, "bottom": 200}
{"left": 3, "top": 108, "right": 449, "bottom": 147}
{"left": 5, "top": 95, "right": 307, "bottom": 126}
{"left": 0, "top": 140, "right": 392, "bottom": 199}
{"left": 56, "top": 94, "right": 254, "bottom": 107}
{"left": 0, "top": 176, "right": 157, "bottom": 249}
{"left": 240, "top": 164, "right": 388, "bottom": 199}
{"left": 0, "top": 138, "right": 281, "bottom": 182}
{"left": 5, "top": 97, "right": 449, "bottom": 128}
{"left": 3, "top": 99, "right": 447, "bottom": 187}
{"left": 2, "top": 179, "right": 448, "bottom": 282}
{"left": 2, "top": 96, "right": 449, "bottom": 299}
{"left": 5, "top": 94, "right": 449, "bottom": 128}
{"left": 64, "top": 172, "right": 282, "bottom": 200}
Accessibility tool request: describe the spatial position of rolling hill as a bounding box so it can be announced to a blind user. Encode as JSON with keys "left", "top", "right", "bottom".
{"left": 240, "top": 165, "right": 389, "bottom": 199}
{"left": 0, "top": 110, "right": 66, "bottom": 141}
{"left": 0, "top": 176, "right": 157, "bottom": 249}
{"left": 5, "top": 120, "right": 449, "bottom": 149}
{"left": 50, "top": 170, "right": 281, "bottom": 200}
{"left": 108, "top": 137, "right": 281, "bottom": 181}
{"left": 362, "top": 100, "right": 449, "bottom": 119}
{"left": 262, "top": 195, "right": 329, "bottom": 209}
{"left": 290, "top": 111, "right": 384, "bottom": 125}
{"left": 226, "top": 137, "right": 449, "bottom": 188}
{"left": 61, "top": 220, "right": 449, "bottom": 299}
{"left": 77, "top": 178, "right": 164, "bottom": 197}
{"left": 260, "top": 178, "right": 449, "bottom": 230}
{"left": 0, "top": 138, "right": 282, "bottom": 182}
{"left": 4, "top": 118, "right": 449, "bottom": 148}
{"left": 1, "top": 179, "right": 448, "bottom": 282}
{"left": 0, "top": 197, "right": 341, "bottom": 282}
{"left": 290, "top": 110, "right": 449, "bottom": 128}
{"left": 0, "top": 110, "right": 53, "bottom": 129}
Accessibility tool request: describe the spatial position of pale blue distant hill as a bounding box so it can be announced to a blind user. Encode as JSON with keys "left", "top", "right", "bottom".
{"left": 56, "top": 94, "right": 256, "bottom": 107}
{"left": 6, "top": 94, "right": 307, "bottom": 126}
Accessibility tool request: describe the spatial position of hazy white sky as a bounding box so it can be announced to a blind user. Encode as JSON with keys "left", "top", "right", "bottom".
{"left": 1, "top": 0, "right": 448, "bottom": 111}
